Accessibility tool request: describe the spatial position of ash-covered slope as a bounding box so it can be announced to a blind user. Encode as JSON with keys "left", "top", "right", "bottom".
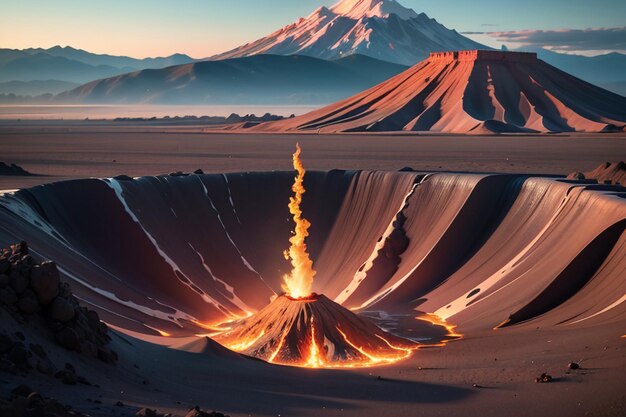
{"left": 214, "top": 293, "right": 415, "bottom": 367}
{"left": 249, "top": 50, "right": 626, "bottom": 133}
{"left": 55, "top": 54, "right": 407, "bottom": 105}
{"left": 212, "top": 0, "right": 486, "bottom": 65}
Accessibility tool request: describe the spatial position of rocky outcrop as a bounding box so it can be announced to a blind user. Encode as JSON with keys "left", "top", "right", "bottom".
{"left": 0, "top": 385, "right": 90, "bottom": 417}
{"left": 0, "top": 162, "right": 32, "bottom": 176}
{"left": 0, "top": 242, "right": 116, "bottom": 365}
{"left": 568, "top": 161, "right": 626, "bottom": 185}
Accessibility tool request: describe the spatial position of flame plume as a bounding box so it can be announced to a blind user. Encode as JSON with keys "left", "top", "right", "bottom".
{"left": 282, "top": 143, "right": 316, "bottom": 299}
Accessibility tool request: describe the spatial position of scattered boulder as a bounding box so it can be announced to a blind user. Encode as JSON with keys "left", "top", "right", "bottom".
{"left": 9, "top": 270, "right": 28, "bottom": 295}
{"left": 55, "top": 369, "right": 77, "bottom": 385}
{"left": 567, "top": 172, "right": 586, "bottom": 180}
{"left": 7, "top": 343, "right": 29, "bottom": 367}
{"left": 185, "top": 406, "right": 230, "bottom": 417}
{"left": 0, "top": 333, "right": 12, "bottom": 353}
{"left": 567, "top": 161, "right": 626, "bottom": 185}
{"left": 48, "top": 296, "right": 75, "bottom": 322}
{"left": 568, "top": 362, "right": 580, "bottom": 370}
{"left": 17, "top": 295, "right": 39, "bottom": 314}
{"left": 137, "top": 407, "right": 160, "bottom": 417}
{"left": 0, "top": 258, "right": 9, "bottom": 274}
{"left": 29, "top": 261, "right": 60, "bottom": 304}
{"left": 29, "top": 343, "right": 46, "bottom": 359}
{"left": 10, "top": 384, "right": 33, "bottom": 397}
{"left": 0, "top": 162, "right": 33, "bottom": 176}
{"left": 0, "top": 273, "right": 9, "bottom": 286}
{"left": 0, "top": 286, "right": 18, "bottom": 305}
{"left": 55, "top": 327, "right": 80, "bottom": 351}
{"left": 3, "top": 388, "right": 89, "bottom": 417}
{"left": 534, "top": 373, "right": 552, "bottom": 383}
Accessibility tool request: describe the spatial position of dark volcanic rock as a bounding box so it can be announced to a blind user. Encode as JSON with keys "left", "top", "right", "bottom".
{"left": 185, "top": 406, "right": 230, "bottom": 417}
{"left": 136, "top": 407, "right": 160, "bottom": 417}
{"left": 534, "top": 373, "right": 553, "bottom": 383}
{"left": 0, "top": 258, "right": 9, "bottom": 274}
{"left": 0, "top": 241, "right": 116, "bottom": 367}
{"left": 9, "top": 270, "right": 28, "bottom": 295}
{"left": 7, "top": 344, "right": 29, "bottom": 366}
{"left": 55, "top": 369, "right": 78, "bottom": 385}
{"left": 48, "top": 297, "right": 75, "bottom": 322}
{"left": 0, "top": 286, "right": 18, "bottom": 305}
{"left": 29, "top": 343, "right": 46, "bottom": 359}
{"left": 55, "top": 327, "right": 80, "bottom": 350}
{"left": 3, "top": 388, "right": 89, "bottom": 417}
{"left": 17, "top": 292, "right": 39, "bottom": 314}
{"left": 30, "top": 261, "right": 60, "bottom": 304}
{"left": 0, "top": 162, "right": 32, "bottom": 176}
{"left": 0, "top": 334, "right": 12, "bottom": 353}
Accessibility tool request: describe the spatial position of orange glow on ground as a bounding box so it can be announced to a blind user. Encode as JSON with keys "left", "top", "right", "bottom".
{"left": 281, "top": 143, "right": 316, "bottom": 299}
{"left": 217, "top": 320, "right": 419, "bottom": 369}
{"left": 224, "top": 330, "right": 266, "bottom": 352}
{"left": 416, "top": 313, "right": 463, "bottom": 346}
{"left": 335, "top": 328, "right": 415, "bottom": 367}
{"left": 143, "top": 324, "right": 172, "bottom": 337}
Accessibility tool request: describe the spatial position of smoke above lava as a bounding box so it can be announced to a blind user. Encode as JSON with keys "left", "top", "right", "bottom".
{"left": 281, "top": 143, "right": 316, "bottom": 299}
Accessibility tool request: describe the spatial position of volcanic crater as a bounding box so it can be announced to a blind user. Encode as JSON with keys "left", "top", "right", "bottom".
{"left": 0, "top": 165, "right": 624, "bottom": 368}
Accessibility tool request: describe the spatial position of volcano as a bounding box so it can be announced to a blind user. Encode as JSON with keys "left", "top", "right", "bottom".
{"left": 212, "top": 0, "right": 485, "bottom": 65}
{"left": 247, "top": 50, "right": 626, "bottom": 134}
{"left": 213, "top": 293, "right": 416, "bottom": 367}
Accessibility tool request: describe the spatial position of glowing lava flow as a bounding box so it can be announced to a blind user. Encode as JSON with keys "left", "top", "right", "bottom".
{"left": 212, "top": 294, "right": 421, "bottom": 369}
{"left": 304, "top": 317, "right": 325, "bottom": 368}
{"left": 417, "top": 313, "right": 463, "bottom": 346}
{"left": 281, "top": 143, "right": 316, "bottom": 299}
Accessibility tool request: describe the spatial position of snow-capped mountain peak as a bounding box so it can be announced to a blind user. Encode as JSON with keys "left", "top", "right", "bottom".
{"left": 330, "top": 0, "right": 418, "bottom": 20}
{"left": 211, "top": 0, "right": 487, "bottom": 65}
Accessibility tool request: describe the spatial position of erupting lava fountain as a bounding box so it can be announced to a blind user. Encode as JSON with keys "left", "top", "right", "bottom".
{"left": 214, "top": 144, "right": 418, "bottom": 367}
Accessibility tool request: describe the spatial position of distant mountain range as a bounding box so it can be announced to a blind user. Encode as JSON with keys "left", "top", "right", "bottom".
{"left": 55, "top": 54, "right": 408, "bottom": 105}
{"left": 0, "top": 80, "right": 79, "bottom": 96}
{"left": 1, "top": 0, "right": 624, "bottom": 101}
{"left": 517, "top": 47, "right": 626, "bottom": 96}
{"left": 0, "top": 46, "right": 195, "bottom": 91}
{"left": 213, "top": 0, "right": 485, "bottom": 65}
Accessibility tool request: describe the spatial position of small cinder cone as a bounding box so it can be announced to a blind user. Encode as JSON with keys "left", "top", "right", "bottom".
{"left": 213, "top": 294, "right": 416, "bottom": 367}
